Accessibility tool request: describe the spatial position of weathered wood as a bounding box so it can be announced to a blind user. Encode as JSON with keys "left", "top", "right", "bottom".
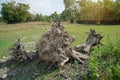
{"left": 36, "top": 21, "right": 88, "bottom": 66}
{"left": 75, "top": 29, "right": 103, "bottom": 53}
{"left": 9, "top": 39, "right": 38, "bottom": 61}
{"left": 72, "top": 50, "right": 88, "bottom": 60}
{"left": 9, "top": 39, "right": 27, "bottom": 61}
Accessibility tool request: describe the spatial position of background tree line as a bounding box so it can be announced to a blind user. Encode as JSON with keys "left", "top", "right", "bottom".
{"left": 1, "top": 1, "right": 30, "bottom": 23}
{"left": 0, "top": 1, "right": 68, "bottom": 23}
{"left": 63, "top": 0, "right": 120, "bottom": 24}
{"left": 0, "top": 0, "right": 120, "bottom": 24}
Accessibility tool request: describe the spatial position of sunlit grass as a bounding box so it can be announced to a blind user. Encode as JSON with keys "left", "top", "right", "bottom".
{"left": 65, "top": 24, "right": 120, "bottom": 46}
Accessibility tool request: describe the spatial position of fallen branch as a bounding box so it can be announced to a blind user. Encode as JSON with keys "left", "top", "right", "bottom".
{"left": 75, "top": 29, "right": 103, "bottom": 53}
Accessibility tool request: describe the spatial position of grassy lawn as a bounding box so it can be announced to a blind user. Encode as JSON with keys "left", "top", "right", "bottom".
{"left": 0, "top": 22, "right": 120, "bottom": 80}
{"left": 0, "top": 22, "right": 49, "bottom": 58}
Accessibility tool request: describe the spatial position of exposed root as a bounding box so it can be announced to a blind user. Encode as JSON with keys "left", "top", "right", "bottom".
{"left": 75, "top": 29, "right": 103, "bottom": 53}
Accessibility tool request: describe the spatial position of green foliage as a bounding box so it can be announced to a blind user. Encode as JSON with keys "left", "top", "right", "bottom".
{"left": 1, "top": 1, "right": 30, "bottom": 23}
{"left": 111, "top": 0, "right": 120, "bottom": 21}
{"left": 60, "top": 9, "right": 71, "bottom": 21}
{"left": 86, "top": 39, "right": 120, "bottom": 80}
{"left": 64, "top": 0, "right": 75, "bottom": 8}
{"left": 34, "top": 12, "right": 61, "bottom": 22}
{"left": 43, "top": 15, "right": 51, "bottom": 22}
{"left": 34, "top": 13, "right": 42, "bottom": 21}
{"left": 34, "top": 14, "right": 51, "bottom": 22}
{"left": 63, "top": 0, "right": 120, "bottom": 22}
{"left": 0, "top": 17, "right": 3, "bottom": 22}
{"left": 63, "top": 0, "right": 76, "bottom": 22}
{"left": 26, "top": 13, "right": 35, "bottom": 22}
{"left": 51, "top": 12, "right": 60, "bottom": 21}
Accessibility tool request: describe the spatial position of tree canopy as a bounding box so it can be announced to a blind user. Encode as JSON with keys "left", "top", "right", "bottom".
{"left": 1, "top": 1, "right": 30, "bottom": 23}
{"left": 63, "top": 0, "right": 120, "bottom": 23}
{"left": 63, "top": 0, "right": 76, "bottom": 22}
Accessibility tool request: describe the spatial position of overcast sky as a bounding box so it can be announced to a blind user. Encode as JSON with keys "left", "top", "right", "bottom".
{"left": 0, "top": 0, "right": 65, "bottom": 16}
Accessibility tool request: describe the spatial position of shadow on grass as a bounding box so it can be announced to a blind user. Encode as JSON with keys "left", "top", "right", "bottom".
{"left": 0, "top": 58, "right": 58, "bottom": 80}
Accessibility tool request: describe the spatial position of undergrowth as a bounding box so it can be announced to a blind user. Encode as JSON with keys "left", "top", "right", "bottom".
{"left": 79, "top": 39, "right": 120, "bottom": 80}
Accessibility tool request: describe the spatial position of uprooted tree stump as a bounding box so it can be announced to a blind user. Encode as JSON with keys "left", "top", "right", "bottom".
{"left": 9, "top": 23, "right": 103, "bottom": 67}
{"left": 75, "top": 29, "right": 103, "bottom": 53}
{"left": 9, "top": 21, "right": 88, "bottom": 67}
{"left": 36, "top": 21, "right": 88, "bottom": 67}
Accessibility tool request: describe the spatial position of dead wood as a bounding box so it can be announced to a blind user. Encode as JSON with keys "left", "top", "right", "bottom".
{"left": 75, "top": 28, "right": 103, "bottom": 53}
{"left": 9, "top": 39, "right": 27, "bottom": 62}
{"left": 9, "top": 39, "right": 38, "bottom": 62}
{"left": 36, "top": 21, "right": 88, "bottom": 67}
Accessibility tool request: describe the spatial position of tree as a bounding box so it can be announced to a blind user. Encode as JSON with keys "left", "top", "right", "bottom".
{"left": 63, "top": 0, "right": 76, "bottom": 23}
{"left": 0, "top": 17, "right": 3, "bottom": 22}
{"left": 26, "top": 13, "right": 35, "bottom": 22}
{"left": 35, "top": 13, "right": 40, "bottom": 21}
{"left": 101, "top": 0, "right": 114, "bottom": 21}
{"left": 76, "top": 0, "right": 86, "bottom": 20}
{"left": 110, "top": 0, "right": 120, "bottom": 21}
{"left": 96, "top": 0, "right": 120, "bottom": 21}
{"left": 43, "top": 15, "right": 51, "bottom": 22}
{"left": 51, "top": 12, "right": 60, "bottom": 21}
{"left": 72, "top": 0, "right": 120, "bottom": 24}
{"left": 1, "top": 1, "right": 29, "bottom": 23}
{"left": 60, "top": 10, "right": 70, "bottom": 21}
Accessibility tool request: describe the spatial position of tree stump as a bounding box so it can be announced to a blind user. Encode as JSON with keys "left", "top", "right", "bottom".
{"left": 36, "top": 21, "right": 88, "bottom": 67}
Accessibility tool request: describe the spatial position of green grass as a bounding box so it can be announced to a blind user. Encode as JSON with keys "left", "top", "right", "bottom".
{"left": 65, "top": 24, "right": 120, "bottom": 46}
{"left": 83, "top": 39, "right": 120, "bottom": 80}
{"left": 0, "top": 22, "right": 120, "bottom": 80}
{"left": 0, "top": 22, "right": 49, "bottom": 58}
